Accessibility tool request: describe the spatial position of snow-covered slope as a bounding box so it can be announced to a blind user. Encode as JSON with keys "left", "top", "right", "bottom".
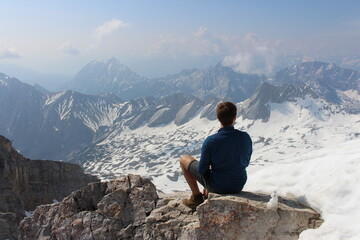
{"left": 44, "top": 90, "right": 120, "bottom": 132}
{"left": 72, "top": 94, "right": 360, "bottom": 189}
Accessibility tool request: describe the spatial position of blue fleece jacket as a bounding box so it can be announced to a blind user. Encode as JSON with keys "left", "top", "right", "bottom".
{"left": 198, "top": 126, "right": 252, "bottom": 193}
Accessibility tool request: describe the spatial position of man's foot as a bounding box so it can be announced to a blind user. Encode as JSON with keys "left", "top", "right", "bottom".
{"left": 182, "top": 194, "right": 204, "bottom": 209}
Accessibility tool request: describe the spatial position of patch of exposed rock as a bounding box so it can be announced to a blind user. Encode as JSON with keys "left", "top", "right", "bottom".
{"left": 0, "top": 135, "right": 99, "bottom": 240}
{"left": 20, "top": 175, "right": 323, "bottom": 240}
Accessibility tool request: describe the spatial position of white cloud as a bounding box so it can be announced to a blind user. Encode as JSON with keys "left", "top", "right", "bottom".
{"left": 0, "top": 46, "right": 22, "bottom": 59}
{"left": 191, "top": 26, "right": 226, "bottom": 56}
{"left": 193, "top": 26, "right": 210, "bottom": 38}
{"left": 222, "top": 52, "right": 255, "bottom": 74}
{"left": 222, "top": 33, "right": 281, "bottom": 75}
{"left": 93, "top": 19, "right": 129, "bottom": 40}
{"left": 147, "top": 28, "right": 290, "bottom": 74}
{"left": 222, "top": 50, "right": 277, "bottom": 75}
{"left": 60, "top": 41, "right": 79, "bottom": 55}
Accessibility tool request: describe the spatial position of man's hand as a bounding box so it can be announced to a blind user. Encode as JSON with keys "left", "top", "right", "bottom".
{"left": 203, "top": 188, "right": 209, "bottom": 199}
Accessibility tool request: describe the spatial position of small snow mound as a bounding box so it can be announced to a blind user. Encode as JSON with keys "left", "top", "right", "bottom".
{"left": 267, "top": 191, "right": 278, "bottom": 209}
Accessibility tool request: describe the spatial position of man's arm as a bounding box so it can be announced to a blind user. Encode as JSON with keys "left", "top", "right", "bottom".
{"left": 243, "top": 132, "right": 252, "bottom": 167}
{"left": 198, "top": 139, "right": 212, "bottom": 175}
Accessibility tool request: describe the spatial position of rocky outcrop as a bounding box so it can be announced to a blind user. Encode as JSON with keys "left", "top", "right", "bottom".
{"left": 0, "top": 135, "right": 99, "bottom": 240}
{"left": 19, "top": 175, "right": 323, "bottom": 240}
{"left": 196, "top": 192, "right": 323, "bottom": 240}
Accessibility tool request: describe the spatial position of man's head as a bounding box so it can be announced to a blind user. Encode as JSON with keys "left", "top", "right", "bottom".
{"left": 216, "top": 102, "right": 237, "bottom": 127}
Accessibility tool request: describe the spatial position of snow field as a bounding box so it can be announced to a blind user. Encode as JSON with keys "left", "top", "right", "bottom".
{"left": 245, "top": 138, "right": 360, "bottom": 240}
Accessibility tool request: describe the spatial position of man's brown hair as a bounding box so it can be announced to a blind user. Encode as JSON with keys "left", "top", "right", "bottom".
{"left": 216, "top": 102, "right": 237, "bottom": 127}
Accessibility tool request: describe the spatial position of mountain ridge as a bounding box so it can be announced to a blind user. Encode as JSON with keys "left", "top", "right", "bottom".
{"left": 64, "top": 58, "right": 266, "bottom": 102}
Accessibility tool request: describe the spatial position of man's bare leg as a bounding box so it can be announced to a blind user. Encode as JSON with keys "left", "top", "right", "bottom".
{"left": 179, "top": 155, "right": 201, "bottom": 196}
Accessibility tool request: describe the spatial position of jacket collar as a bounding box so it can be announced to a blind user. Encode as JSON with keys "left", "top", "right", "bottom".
{"left": 218, "top": 126, "right": 235, "bottom": 132}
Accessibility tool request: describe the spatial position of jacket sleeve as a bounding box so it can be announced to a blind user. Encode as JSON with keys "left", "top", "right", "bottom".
{"left": 198, "top": 138, "right": 212, "bottom": 175}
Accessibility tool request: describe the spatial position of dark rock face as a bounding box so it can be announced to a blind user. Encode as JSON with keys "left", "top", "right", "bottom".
{"left": 0, "top": 135, "right": 98, "bottom": 240}
{"left": 19, "top": 175, "right": 323, "bottom": 240}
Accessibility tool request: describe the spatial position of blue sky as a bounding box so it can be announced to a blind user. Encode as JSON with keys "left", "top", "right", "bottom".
{"left": 0, "top": 0, "right": 359, "bottom": 78}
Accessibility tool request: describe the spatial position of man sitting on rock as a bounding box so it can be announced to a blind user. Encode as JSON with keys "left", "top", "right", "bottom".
{"left": 180, "top": 101, "right": 253, "bottom": 209}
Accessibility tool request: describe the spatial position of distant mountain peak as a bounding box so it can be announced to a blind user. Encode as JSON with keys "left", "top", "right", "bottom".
{"left": 65, "top": 58, "right": 148, "bottom": 98}
{"left": 88, "top": 57, "right": 128, "bottom": 71}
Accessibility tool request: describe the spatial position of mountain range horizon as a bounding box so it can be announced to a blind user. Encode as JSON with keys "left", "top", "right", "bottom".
{"left": 2, "top": 55, "right": 360, "bottom": 94}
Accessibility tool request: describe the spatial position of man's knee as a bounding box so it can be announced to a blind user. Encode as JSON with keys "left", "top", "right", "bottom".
{"left": 179, "top": 155, "right": 195, "bottom": 169}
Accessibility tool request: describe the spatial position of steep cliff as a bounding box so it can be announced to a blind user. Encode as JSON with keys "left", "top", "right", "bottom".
{"left": 19, "top": 175, "right": 323, "bottom": 240}
{"left": 0, "top": 135, "right": 99, "bottom": 240}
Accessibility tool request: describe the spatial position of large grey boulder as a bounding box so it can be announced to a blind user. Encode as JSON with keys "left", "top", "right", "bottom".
{"left": 19, "top": 175, "right": 323, "bottom": 240}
